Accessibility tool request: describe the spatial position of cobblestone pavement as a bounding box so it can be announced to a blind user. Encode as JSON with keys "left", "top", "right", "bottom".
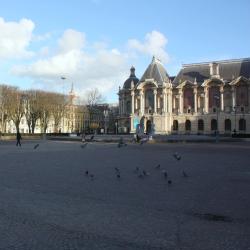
{"left": 0, "top": 140, "right": 250, "bottom": 249}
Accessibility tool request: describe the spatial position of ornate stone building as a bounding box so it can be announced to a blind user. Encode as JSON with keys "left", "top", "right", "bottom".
{"left": 118, "top": 57, "right": 250, "bottom": 134}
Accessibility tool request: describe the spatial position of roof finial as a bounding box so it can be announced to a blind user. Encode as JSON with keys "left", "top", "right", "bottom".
{"left": 152, "top": 56, "right": 156, "bottom": 63}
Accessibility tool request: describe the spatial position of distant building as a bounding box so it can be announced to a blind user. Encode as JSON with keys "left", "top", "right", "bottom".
{"left": 118, "top": 57, "right": 250, "bottom": 134}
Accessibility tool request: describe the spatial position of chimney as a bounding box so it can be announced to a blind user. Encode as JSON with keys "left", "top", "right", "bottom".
{"left": 209, "top": 62, "right": 220, "bottom": 78}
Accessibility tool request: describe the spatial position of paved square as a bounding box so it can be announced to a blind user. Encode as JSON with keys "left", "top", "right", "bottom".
{"left": 0, "top": 140, "right": 250, "bottom": 249}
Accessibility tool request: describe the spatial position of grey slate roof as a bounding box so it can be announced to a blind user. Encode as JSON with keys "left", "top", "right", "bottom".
{"left": 139, "top": 57, "right": 169, "bottom": 85}
{"left": 123, "top": 66, "right": 139, "bottom": 89}
{"left": 172, "top": 58, "right": 250, "bottom": 86}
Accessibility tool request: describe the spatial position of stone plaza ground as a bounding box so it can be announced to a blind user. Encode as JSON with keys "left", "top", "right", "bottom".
{"left": 0, "top": 139, "right": 250, "bottom": 250}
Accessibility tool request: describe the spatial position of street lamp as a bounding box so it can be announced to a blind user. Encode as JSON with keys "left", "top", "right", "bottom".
{"left": 103, "top": 109, "right": 108, "bottom": 134}
{"left": 214, "top": 95, "right": 220, "bottom": 143}
{"left": 233, "top": 106, "right": 237, "bottom": 135}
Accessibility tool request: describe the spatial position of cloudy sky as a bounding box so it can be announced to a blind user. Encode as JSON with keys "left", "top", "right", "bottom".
{"left": 0, "top": 0, "right": 249, "bottom": 102}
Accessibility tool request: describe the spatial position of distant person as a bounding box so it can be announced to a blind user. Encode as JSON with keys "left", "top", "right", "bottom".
{"left": 16, "top": 131, "right": 22, "bottom": 147}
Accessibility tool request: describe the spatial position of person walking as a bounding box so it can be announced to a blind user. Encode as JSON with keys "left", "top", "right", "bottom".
{"left": 16, "top": 131, "right": 22, "bottom": 147}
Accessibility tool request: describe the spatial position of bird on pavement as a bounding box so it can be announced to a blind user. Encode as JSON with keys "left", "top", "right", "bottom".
{"left": 81, "top": 143, "right": 88, "bottom": 149}
{"left": 85, "top": 170, "right": 89, "bottom": 176}
{"left": 134, "top": 167, "right": 140, "bottom": 173}
{"left": 33, "top": 144, "right": 39, "bottom": 149}
{"left": 162, "top": 170, "right": 168, "bottom": 179}
{"left": 140, "top": 137, "right": 149, "bottom": 145}
{"left": 182, "top": 170, "right": 188, "bottom": 177}
{"left": 155, "top": 164, "right": 161, "bottom": 169}
{"left": 116, "top": 173, "right": 121, "bottom": 179}
{"left": 143, "top": 170, "right": 150, "bottom": 176}
{"left": 173, "top": 152, "right": 181, "bottom": 161}
{"left": 168, "top": 180, "right": 172, "bottom": 185}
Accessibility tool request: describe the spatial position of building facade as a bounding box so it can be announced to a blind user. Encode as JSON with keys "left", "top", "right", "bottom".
{"left": 118, "top": 57, "right": 250, "bottom": 135}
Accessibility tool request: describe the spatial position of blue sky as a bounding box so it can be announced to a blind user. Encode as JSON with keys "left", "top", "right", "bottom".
{"left": 0, "top": 0, "right": 249, "bottom": 102}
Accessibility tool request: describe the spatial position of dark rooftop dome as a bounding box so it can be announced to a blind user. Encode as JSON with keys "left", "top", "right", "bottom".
{"left": 139, "top": 56, "right": 170, "bottom": 85}
{"left": 123, "top": 66, "right": 139, "bottom": 89}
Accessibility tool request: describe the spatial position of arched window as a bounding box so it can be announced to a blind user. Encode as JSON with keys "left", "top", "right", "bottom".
{"left": 211, "top": 119, "right": 217, "bottom": 131}
{"left": 185, "top": 120, "right": 191, "bottom": 131}
{"left": 224, "top": 119, "right": 231, "bottom": 131}
{"left": 145, "top": 89, "right": 154, "bottom": 110}
{"left": 239, "top": 118, "right": 246, "bottom": 131}
{"left": 236, "top": 85, "right": 248, "bottom": 106}
{"left": 173, "top": 120, "right": 178, "bottom": 131}
{"left": 209, "top": 86, "right": 220, "bottom": 108}
{"left": 198, "top": 119, "right": 204, "bottom": 131}
{"left": 184, "top": 88, "right": 194, "bottom": 109}
{"left": 126, "top": 101, "right": 131, "bottom": 113}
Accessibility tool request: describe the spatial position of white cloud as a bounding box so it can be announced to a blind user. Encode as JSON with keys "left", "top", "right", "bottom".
{"left": 10, "top": 29, "right": 170, "bottom": 100}
{"left": 128, "top": 30, "right": 169, "bottom": 63}
{"left": 58, "top": 29, "right": 86, "bottom": 53}
{"left": 11, "top": 29, "right": 128, "bottom": 97}
{"left": 0, "top": 17, "right": 35, "bottom": 59}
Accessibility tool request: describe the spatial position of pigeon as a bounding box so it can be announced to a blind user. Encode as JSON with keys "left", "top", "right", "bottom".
{"left": 33, "top": 144, "right": 39, "bottom": 149}
{"left": 115, "top": 167, "right": 120, "bottom": 172}
{"left": 134, "top": 167, "right": 140, "bottom": 173}
{"left": 138, "top": 173, "right": 144, "bottom": 178}
{"left": 173, "top": 152, "right": 181, "bottom": 161}
{"left": 81, "top": 143, "right": 88, "bottom": 149}
{"left": 155, "top": 164, "right": 161, "bottom": 169}
{"left": 168, "top": 180, "right": 172, "bottom": 185}
{"left": 162, "top": 170, "right": 168, "bottom": 179}
{"left": 90, "top": 135, "right": 94, "bottom": 141}
{"left": 116, "top": 174, "right": 121, "bottom": 179}
{"left": 85, "top": 170, "right": 89, "bottom": 176}
{"left": 140, "top": 137, "right": 149, "bottom": 145}
{"left": 182, "top": 170, "right": 188, "bottom": 177}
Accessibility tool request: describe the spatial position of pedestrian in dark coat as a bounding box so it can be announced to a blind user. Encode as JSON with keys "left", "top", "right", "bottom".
{"left": 16, "top": 131, "right": 22, "bottom": 147}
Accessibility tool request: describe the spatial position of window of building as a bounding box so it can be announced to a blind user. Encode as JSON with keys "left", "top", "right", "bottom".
{"left": 211, "top": 119, "right": 217, "bottom": 131}
{"left": 185, "top": 120, "right": 191, "bottom": 131}
{"left": 198, "top": 119, "right": 204, "bottom": 131}
{"left": 225, "top": 119, "right": 231, "bottom": 131}
{"left": 184, "top": 88, "right": 194, "bottom": 109}
{"left": 236, "top": 85, "right": 248, "bottom": 106}
{"left": 209, "top": 86, "right": 220, "bottom": 108}
{"left": 239, "top": 118, "right": 246, "bottom": 131}
{"left": 173, "top": 120, "right": 178, "bottom": 131}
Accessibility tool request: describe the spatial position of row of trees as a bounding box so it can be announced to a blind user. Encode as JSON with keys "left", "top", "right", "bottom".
{"left": 0, "top": 85, "right": 67, "bottom": 133}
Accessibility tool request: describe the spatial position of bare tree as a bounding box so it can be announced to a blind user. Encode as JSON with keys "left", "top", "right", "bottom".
{"left": 5, "top": 87, "right": 25, "bottom": 133}
{"left": 38, "top": 91, "right": 53, "bottom": 133}
{"left": 85, "top": 88, "right": 104, "bottom": 132}
{"left": 50, "top": 93, "right": 66, "bottom": 132}
{"left": 0, "top": 85, "right": 11, "bottom": 133}
{"left": 23, "top": 90, "right": 42, "bottom": 133}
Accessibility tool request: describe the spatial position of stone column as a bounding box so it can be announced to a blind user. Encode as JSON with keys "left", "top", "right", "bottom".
{"left": 168, "top": 89, "right": 172, "bottom": 113}
{"left": 154, "top": 89, "right": 157, "bottom": 114}
{"left": 248, "top": 86, "right": 250, "bottom": 107}
{"left": 140, "top": 90, "right": 144, "bottom": 115}
{"left": 231, "top": 86, "right": 236, "bottom": 108}
{"left": 178, "top": 89, "right": 183, "bottom": 113}
{"left": 194, "top": 88, "right": 198, "bottom": 113}
{"left": 220, "top": 86, "right": 224, "bottom": 111}
{"left": 163, "top": 89, "right": 167, "bottom": 113}
{"left": 204, "top": 87, "right": 209, "bottom": 113}
{"left": 131, "top": 91, "right": 134, "bottom": 114}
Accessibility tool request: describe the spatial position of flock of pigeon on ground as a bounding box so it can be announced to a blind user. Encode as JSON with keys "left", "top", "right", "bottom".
{"left": 79, "top": 136, "right": 189, "bottom": 184}
{"left": 30, "top": 135, "right": 189, "bottom": 184}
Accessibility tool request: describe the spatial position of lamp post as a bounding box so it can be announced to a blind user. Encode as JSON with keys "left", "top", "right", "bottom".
{"left": 103, "top": 109, "right": 108, "bottom": 134}
{"left": 214, "top": 95, "right": 220, "bottom": 143}
{"left": 233, "top": 106, "right": 237, "bottom": 135}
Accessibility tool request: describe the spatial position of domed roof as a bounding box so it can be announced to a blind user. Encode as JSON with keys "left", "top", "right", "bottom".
{"left": 123, "top": 66, "right": 139, "bottom": 89}
{"left": 140, "top": 56, "right": 169, "bottom": 85}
